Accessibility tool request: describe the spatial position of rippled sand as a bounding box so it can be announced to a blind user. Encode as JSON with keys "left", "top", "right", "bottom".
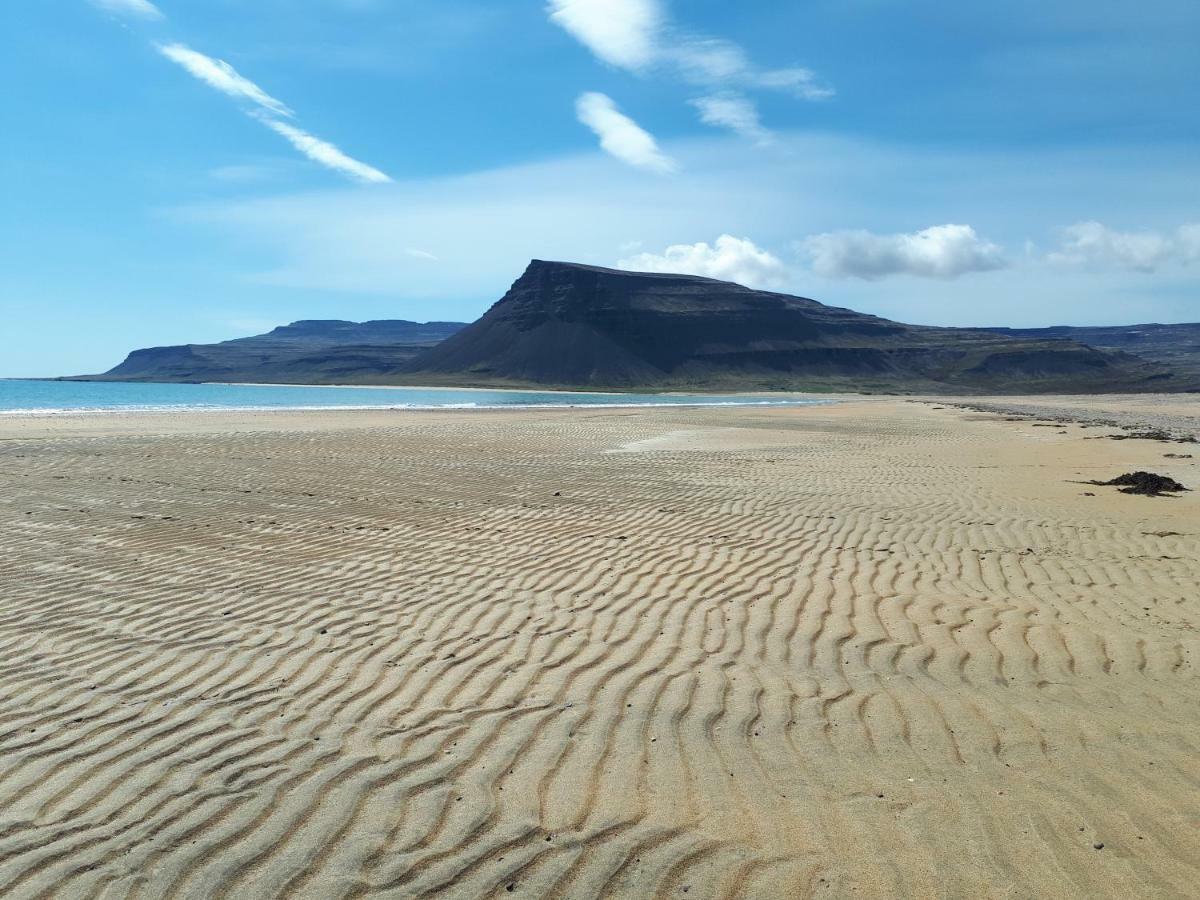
{"left": 1, "top": 400, "right": 1197, "bottom": 898}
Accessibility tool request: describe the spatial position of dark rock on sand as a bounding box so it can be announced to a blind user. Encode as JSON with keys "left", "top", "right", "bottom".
{"left": 1089, "top": 472, "right": 1189, "bottom": 496}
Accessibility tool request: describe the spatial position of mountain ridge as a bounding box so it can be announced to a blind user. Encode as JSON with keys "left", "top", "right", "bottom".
{"left": 71, "top": 319, "right": 467, "bottom": 385}
{"left": 73, "top": 261, "right": 1197, "bottom": 393}
{"left": 979, "top": 322, "right": 1200, "bottom": 382}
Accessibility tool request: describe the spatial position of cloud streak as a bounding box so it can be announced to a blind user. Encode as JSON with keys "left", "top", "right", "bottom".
{"left": 801, "top": 224, "right": 1007, "bottom": 280}
{"left": 619, "top": 234, "right": 788, "bottom": 288}
{"left": 158, "top": 43, "right": 294, "bottom": 117}
{"left": 89, "top": 0, "right": 164, "bottom": 20}
{"left": 154, "top": 44, "right": 390, "bottom": 184}
{"left": 257, "top": 118, "right": 392, "bottom": 184}
{"left": 575, "top": 92, "right": 676, "bottom": 173}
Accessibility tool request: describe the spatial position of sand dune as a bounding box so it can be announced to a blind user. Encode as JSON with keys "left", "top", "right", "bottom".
{"left": 0, "top": 400, "right": 1197, "bottom": 898}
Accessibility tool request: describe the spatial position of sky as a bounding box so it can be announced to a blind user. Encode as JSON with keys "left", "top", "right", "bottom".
{"left": 1, "top": 0, "right": 1198, "bottom": 377}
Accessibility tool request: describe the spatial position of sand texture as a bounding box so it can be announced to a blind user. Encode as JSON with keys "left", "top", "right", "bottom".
{"left": 1, "top": 400, "right": 1198, "bottom": 898}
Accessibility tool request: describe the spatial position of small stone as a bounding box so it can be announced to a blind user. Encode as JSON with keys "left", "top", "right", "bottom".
{"left": 1093, "top": 842, "right": 1104, "bottom": 850}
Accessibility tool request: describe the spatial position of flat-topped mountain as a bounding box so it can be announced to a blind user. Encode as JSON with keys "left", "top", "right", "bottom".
{"left": 404, "top": 260, "right": 1179, "bottom": 393}
{"left": 78, "top": 319, "right": 466, "bottom": 384}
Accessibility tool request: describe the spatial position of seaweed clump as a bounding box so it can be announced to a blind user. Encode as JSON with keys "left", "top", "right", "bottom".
{"left": 1089, "top": 472, "right": 1189, "bottom": 497}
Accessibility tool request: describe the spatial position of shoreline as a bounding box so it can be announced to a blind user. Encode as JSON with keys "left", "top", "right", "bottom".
{"left": 0, "top": 379, "right": 845, "bottom": 420}
{"left": 0, "top": 397, "right": 839, "bottom": 420}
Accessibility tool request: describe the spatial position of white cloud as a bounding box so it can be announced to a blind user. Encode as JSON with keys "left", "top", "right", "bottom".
{"left": 547, "top": 0, "right": 662, "bottom": 71}
{"left": 618, "top": 234, "right": 789, "bottom": 289}
{"left": 1047, "top": 221, "right": 1200, "bottom": 272}
{"left": 258, "top": 117, "right": 391, "bottom": 184}
{"left": 689, "top": 92, "right": 772, "bottom": 144}
{"left": 158, "top": 44, "right": 293, "bottom": 117}
{"left": 801, "top": 224, "right": 1007, "bottom": 280}
{"left": 89, "top": 0, "right": 164, "bottom": 20}
{"left": 575, "top": 92, "right": 676, "bottom": 174}
{"left": 548, "top": 0, "right": 831, "bottom": 101}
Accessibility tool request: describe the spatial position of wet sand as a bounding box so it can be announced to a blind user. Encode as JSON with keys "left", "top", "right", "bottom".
{"left": 0, "top": 399, "right": 1197, "bottom": 898}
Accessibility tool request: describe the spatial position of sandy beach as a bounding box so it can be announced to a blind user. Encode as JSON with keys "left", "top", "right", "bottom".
{"left": 1, "top": 398, "right": 1197, "bottom": 898}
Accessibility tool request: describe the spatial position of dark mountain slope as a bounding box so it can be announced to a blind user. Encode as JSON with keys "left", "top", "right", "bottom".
{"left": 981, "top": 323, "right": 1200, "bottom": 381}
{"left": 76, "top": 319, "right": 466, "bottom": 384}
{"left": 404, "top": 260, "right": 1179, "bottom": 393}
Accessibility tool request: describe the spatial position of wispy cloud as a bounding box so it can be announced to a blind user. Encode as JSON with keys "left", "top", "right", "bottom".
{"left": 689, "top": 92, "right": 772, "bottom": 145}
{"left": 1047, "top": 221, "right": 1200, "bottom": 272}
{"left": 619, "top": 234, "right": 788, "bottom": 289}
{"left": 548, "top": 0, "right": 832, "bottom": 102}
{"left": 754, "top": 67, "right": 835, "bottom": 101}
{"left": 801, "top": 224, "right": 1007, "bottom": 280}
{"left": 257, "top": 117, "right": 391, "bottom": 184}
{"left": 575, "top": 92, "right": 676, "bottom": 174}
{"left": 158, "top": 43, "right": 294, "bottom": 117}
{"left": 154, "top": 43, "right": 390, "bottom": 184}
{"left": 669, "top": 40, "right": 833, "bottom": 100}
{"left": 89, "top": 0, "right": 164, "bottom": 21}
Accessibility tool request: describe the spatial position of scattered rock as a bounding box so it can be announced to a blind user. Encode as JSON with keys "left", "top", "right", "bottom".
{"left": 1110, "top": 430, "right": 1197, "bottom": 444}
{"left": 1087, "top": 472, "right": 1189, "bottom": 496}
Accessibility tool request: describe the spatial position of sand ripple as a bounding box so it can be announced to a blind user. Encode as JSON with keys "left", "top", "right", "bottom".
{"left": 0, "top": 402, "right": 1197, "bottom": 898}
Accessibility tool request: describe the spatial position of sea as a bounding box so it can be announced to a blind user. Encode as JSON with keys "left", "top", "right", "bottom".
{"left": 0, "top": 380, "right": 831, "bottom": 415}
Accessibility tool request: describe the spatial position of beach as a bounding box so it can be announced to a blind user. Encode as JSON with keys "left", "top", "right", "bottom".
{"left": 1, "top": 397, "right": 1197, "bottom": 898}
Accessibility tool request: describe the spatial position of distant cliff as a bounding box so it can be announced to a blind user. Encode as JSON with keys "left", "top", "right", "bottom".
{"left": 403, "top": 260, "right": 1182, "bottom": 393}
{"left": 979, "top": 323, "right": 1200, "bottom": 382}
{"left": 76, "top": 319, "right": 466, "bottom": 384}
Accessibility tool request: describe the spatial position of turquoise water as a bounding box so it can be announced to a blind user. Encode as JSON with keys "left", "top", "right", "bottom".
{"left": 0, "top": 380, "right": 829, "bottom": 415}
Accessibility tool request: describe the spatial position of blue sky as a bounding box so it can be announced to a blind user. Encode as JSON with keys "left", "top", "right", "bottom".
{"left": 2, "top": 0, "right": 1198, "bottom": 377}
